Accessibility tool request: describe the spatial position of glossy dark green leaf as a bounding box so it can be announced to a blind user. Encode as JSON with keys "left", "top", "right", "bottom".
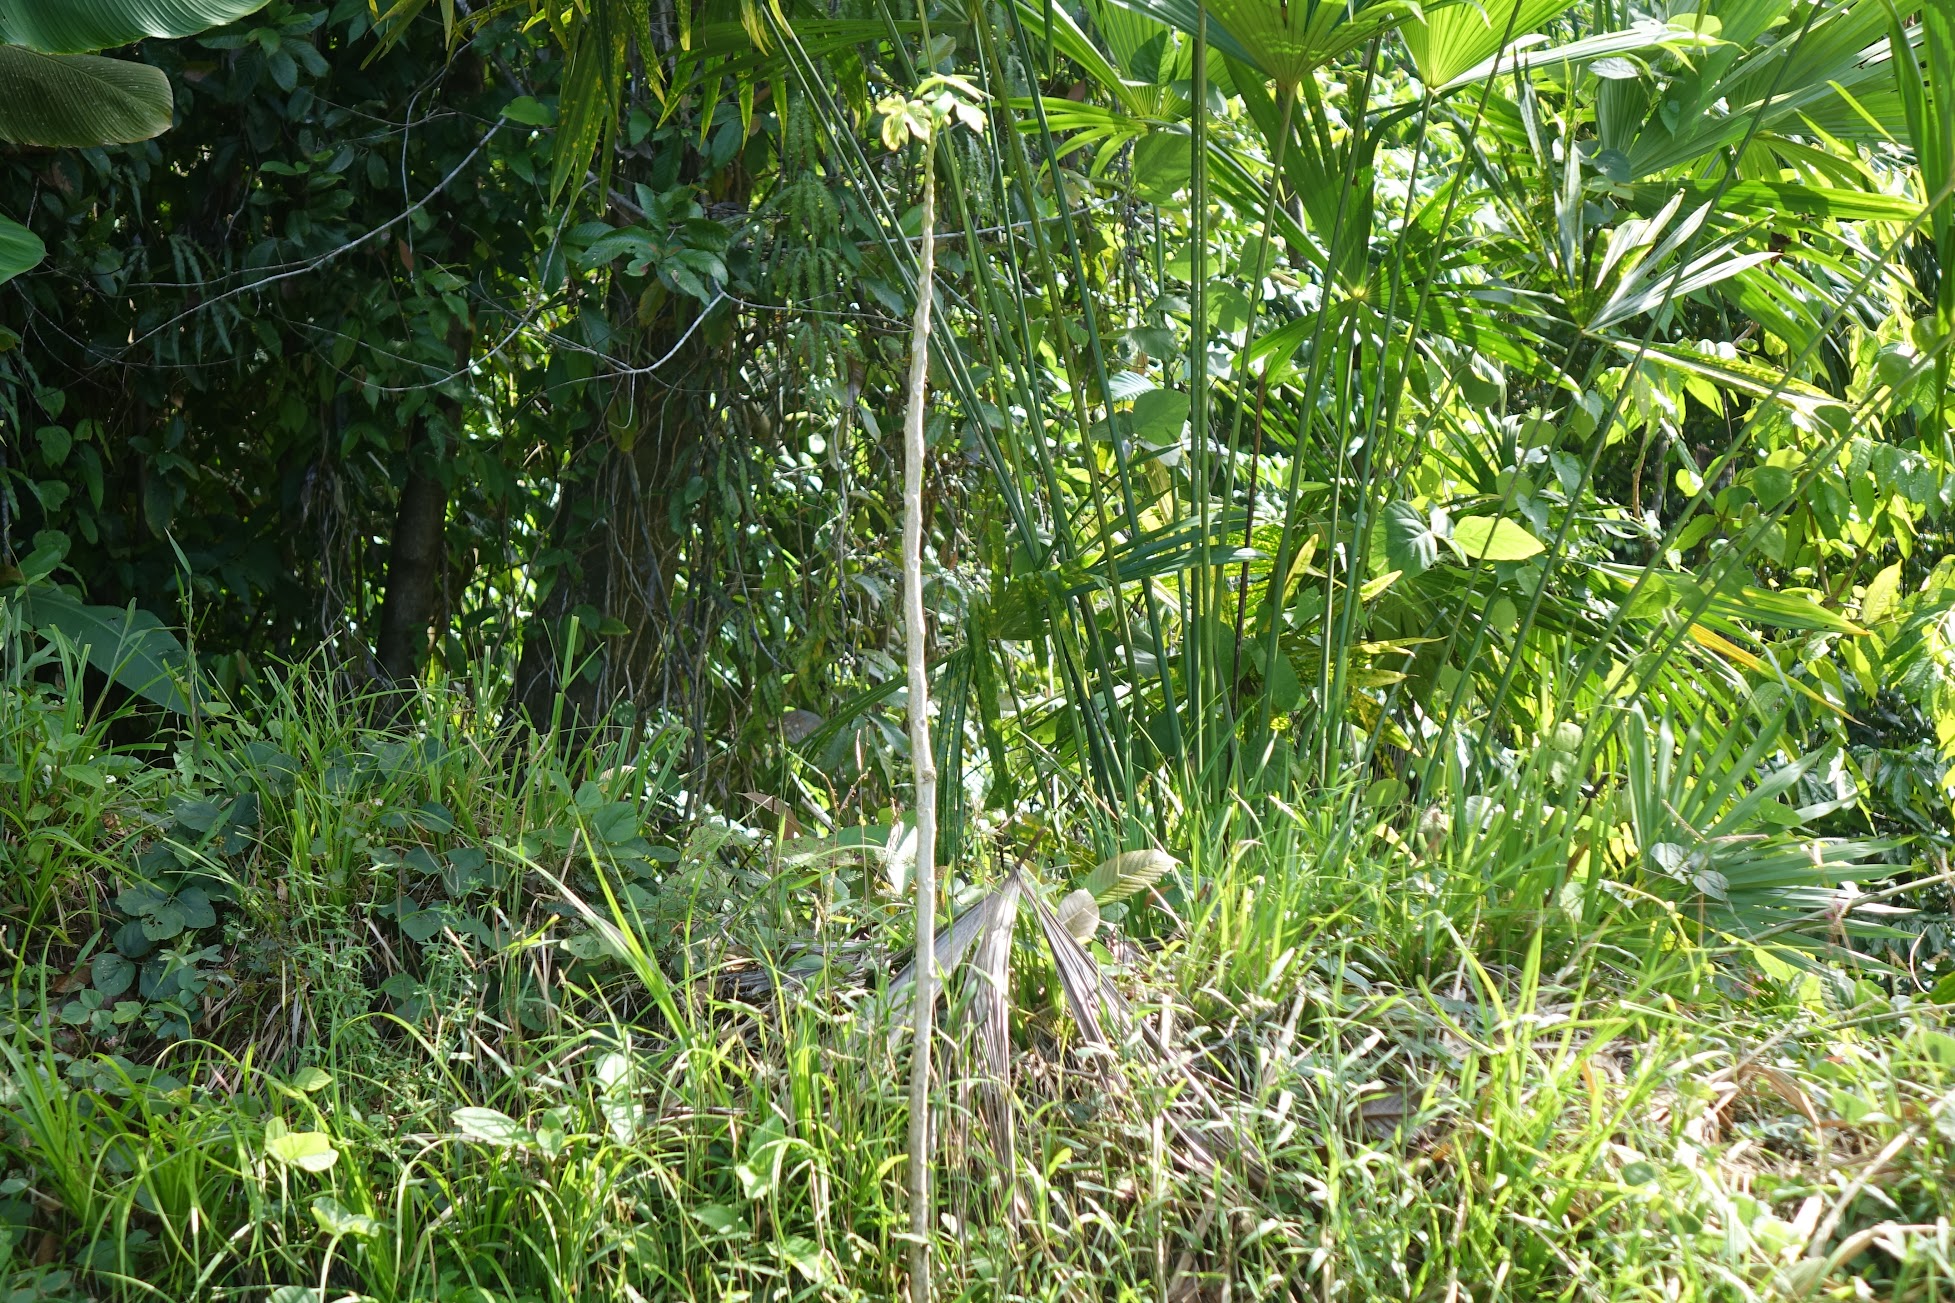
{"left": 92, "top": 950, "right": 135, "bottom": 998}
{"left": 0, "top": 46, "right": 171, "bottom": 146}
{"left": 0, "top": 214, "right": 43, "bottom": 286}
{"left": 14, "top": 581, "right": 194, "bottom": 713}
{"left": 0, "top": 0, "right": 269, "bottom": 54}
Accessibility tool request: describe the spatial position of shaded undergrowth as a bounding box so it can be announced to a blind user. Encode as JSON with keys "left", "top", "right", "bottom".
{"left": 3, "top": 654, "right": 1954, "bottom": 1302}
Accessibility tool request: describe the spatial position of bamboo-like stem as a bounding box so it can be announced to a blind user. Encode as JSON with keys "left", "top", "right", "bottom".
{"left": 903, "top": 135, "right": 940, "bottom": 1303}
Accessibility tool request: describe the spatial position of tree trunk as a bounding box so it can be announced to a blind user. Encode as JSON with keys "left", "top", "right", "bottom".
{"left": 507, "top": 369, "right": 697, "bottom": 746}
{"left": 375, "top": 416, "right": 451, "bottom": 685}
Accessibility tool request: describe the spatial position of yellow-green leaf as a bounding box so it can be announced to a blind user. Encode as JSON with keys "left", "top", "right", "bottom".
{"left": 1861, "top": 562, "right": 1903, "bottom": 627}
{"left": 266, "top": 1130, "right": 338, "bottom": 1172}
{"left": 1450, "top": 516, "right": 1546, "bottom": 562}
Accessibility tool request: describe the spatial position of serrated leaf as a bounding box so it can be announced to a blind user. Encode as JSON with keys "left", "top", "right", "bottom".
{"left": 1082, "top": 849, "right": 1177, "bottom": 904}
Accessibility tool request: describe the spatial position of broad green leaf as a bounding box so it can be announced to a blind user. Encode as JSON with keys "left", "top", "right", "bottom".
{"left": 174, "top": 886, "right": 216, "bottom": 930}
{"left": 1128, "top": 388, "right": 1188, "bottom": 445}
{"left": 500, "top": 95, "right": 554, "bottom": 126}
{"left": 1261, "top": 644, "right": 1304, "bottom": 711}
{"left": 1450, "top": 516, "right": 1545, "bottom": 562}
{"left": 451, "top": 1107, "right": 531, "bottom": 1148}
{"left": 310, "top": 1195, "right": 380, "bottom": 1240}
{"left": 396, "top": 904, "right": 446, "bottom": 943}
{"left": 116, "top": 884, "right": 170, "bottom": 915}
{"left": 0, "top": 0, "right": 270, "bottom": 53}
{"left": 13, "top": 581, "right": 193, "bottom": 712}
{"left": 265, "top": 1130, "right": 338, "bottom": 1172}
{"left": 1131, "top": 131, "right": 1191, "bottom": 203}
{"left": 1057, "top": 888, "right": 1100, "bottom": 942}
{"left": 1082, "top": 849, "right": 1177, "bottom": 904}
{"left": 1861, "top": 562, "right": 1903, "bottom": 627}
{"left": 1402, "top": 0, "right": 1582, "bottom": 87}
{"left": 1383, "top": 501, "right": 1441, "bottom": 575}
{"left": 140, "top": 902, "right": 184, "bottom": 939}
{"left": 691, "top": 1203, "right": 744, "bottom": 1235}
{"left": 0, "top": 46, "right": 172, "bottom": 147}
{"left": 91, "top": 951, "right": 135, "bottom": 998}
{"left": 594, "top": 1051, "right": 637, "bottom": 1143}
{"left": 0, "top": 215, "right": 43, "bottom": 285}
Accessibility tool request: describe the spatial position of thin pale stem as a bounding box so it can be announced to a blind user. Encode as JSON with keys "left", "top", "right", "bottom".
{"left": 902, "top": 137, "right": 940, "bottom": 1303}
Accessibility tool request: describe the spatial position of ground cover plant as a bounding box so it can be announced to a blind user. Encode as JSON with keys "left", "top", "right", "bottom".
{"left": 6, "top": 0, "right": 1955, "bottom": 1297}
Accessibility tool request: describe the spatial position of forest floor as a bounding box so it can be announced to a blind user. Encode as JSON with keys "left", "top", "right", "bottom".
{"left": 3, "top": 668, "right": 1955, "bottom": 1302}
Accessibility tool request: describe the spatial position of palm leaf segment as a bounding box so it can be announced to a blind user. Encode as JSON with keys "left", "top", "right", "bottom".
{"left": 1102, "top": 0, "right": 1421, "bottom": 88}
{"left": 874, "top": 851, "right": 1250, "bottom": 1199}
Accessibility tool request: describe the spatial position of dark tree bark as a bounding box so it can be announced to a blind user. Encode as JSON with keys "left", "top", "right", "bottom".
{"left": 507, "top": 367, "right": 699, "bottom": 746}
{"left": 375, "top": 427, "right": 450, "bottom": 685}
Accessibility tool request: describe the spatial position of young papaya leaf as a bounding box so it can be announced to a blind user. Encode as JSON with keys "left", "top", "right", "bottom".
{"left": 1383, "top": 501, "right": 1442, "bottom": 576}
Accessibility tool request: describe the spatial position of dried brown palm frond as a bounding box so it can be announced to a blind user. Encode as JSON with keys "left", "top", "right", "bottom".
{"left": 871, "top": 856, "right": 1266, "bottom": 1210}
